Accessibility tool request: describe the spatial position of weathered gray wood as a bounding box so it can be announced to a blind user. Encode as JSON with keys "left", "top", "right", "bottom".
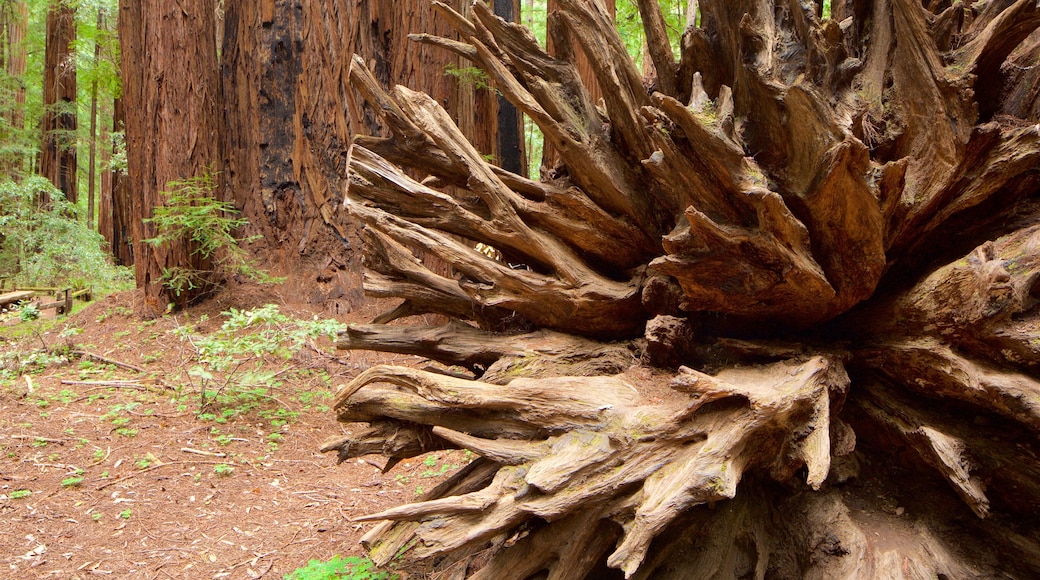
{"left": 0, "top": 290, "right": 34, "bottom": 307}
{"left": 328, "top": 357, "right": 849, "bottom": 576}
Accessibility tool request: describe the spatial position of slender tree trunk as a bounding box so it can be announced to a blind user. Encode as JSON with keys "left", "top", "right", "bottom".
{"left": 40, "top": 0, "right": 77, "bottom": 205}
{"left": 494, "top": 0, "right": 525, "bottom": 176}
{"left": 685, "top": 0, "right": 698, "bottom": 27}
{"left": 86, "top": 8, "right": 103, "bottom": 230}
{"left": 119, "top": 0, "right": 225, "bottom": 313}
{"left": 99, "top": 97, "right": 131, "bottom": 267}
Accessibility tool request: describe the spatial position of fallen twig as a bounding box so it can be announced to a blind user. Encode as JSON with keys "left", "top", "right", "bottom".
{"left": 180, "top": 447, "right": 227, "bottom": 458}
{"left": 8, "top": 435, "right": 67, "bottom": 443}
{"left": 61, "top": 379, "right": 144, "bottom": 386}
{"left": 96, "top": 459, "right": 231, "bottom": 491}
{"left": 62, "top": 380, "right": 146, "bottom": 390}
{"left": 72, "top": 350, "right": 147, "bottom": 373}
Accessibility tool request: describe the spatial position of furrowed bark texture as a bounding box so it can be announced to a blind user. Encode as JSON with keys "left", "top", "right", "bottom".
{"left": 119, "top": 0, "right": 225, "bottom": 312}
{"left": 98, "top": 98, "right": 132, "bottom": 267}
{"left": 0, "top": 0, "right": 27, "bottom": 175}
{"left": 40, "top": 0, "right": 77, "bottom": 204}
{"left": 326, "top": 1, "right": 1040, "bottom": 578}
{"left": 220, "top": 0, "right": 521, "bottom": 312}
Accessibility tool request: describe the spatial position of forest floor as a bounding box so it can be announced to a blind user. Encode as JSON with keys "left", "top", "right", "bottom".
{"left": 0, "top": 285, "right": 467, "bottom": 579}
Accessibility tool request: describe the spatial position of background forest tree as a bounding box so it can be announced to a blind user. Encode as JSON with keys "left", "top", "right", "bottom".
{"left": 0, "top": 0, "right": 647, "bottom": 299}
{"left": 0, "top": 0, "right": 124, "bottom": 290}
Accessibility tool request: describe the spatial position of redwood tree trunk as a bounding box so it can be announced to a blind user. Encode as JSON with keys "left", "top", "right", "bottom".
{"left": 119, "top": 0, "right": 225, "bottom": 312}
{"left": 220, "top": 0, "right": 523, "bottom": 312}
{"left": 86, "top": 7, "right": 103, "bottom": 230}
{"left": 40, "top": 0, "right": 77, "bottom": 204}
{"left": 99, "top": 97, "right": 131, "bottom": 267}
{"left": 322, "top": 1, "right": 1040, "bottom": 578}
{"left": 0, "top": 0, "right": 28, "bottom": 176}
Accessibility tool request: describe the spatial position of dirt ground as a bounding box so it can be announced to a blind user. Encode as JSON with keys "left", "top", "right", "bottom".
{"left": 0, "top": 287, "right": 467, "bottom": 579}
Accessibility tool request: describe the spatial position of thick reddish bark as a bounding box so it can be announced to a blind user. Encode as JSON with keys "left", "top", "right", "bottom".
{"left": 220, "top": 0, "right": 524, "bottom": 312}
{"left": 0, "top": 0, "right": 27, "bottom": 175}
{"left": 98, "top": 98, "right": 131, "bottom": 267}
{"left": 40, "top": 0, "right": 77, "bottom": 204}
{"left": 119, "top": 0, "right": 225, "bottom": 312}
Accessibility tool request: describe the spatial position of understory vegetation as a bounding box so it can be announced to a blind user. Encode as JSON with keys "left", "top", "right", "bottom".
{"left": 0, "top": 176, "right": 131, "bottom": 291}
{"left": 1, "top": 303, "right": 345, "bottom": 425}
{"left": 144, "top": 171, "right": 277, "bottom": 298}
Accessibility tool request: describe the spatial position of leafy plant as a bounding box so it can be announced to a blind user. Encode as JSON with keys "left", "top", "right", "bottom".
{"left": 9, "top": 490, "right": 31, "bottom": 499}
{"left": 444, "top": 63, "right": 492, "bottom": 91}
{"left": 172, "top": 304, "right": 344, "bottom": 415}
{"left": 143, "top": 170, "right": 276, "bottom": 297}
{"left": 61, "top": 476, "right": 84, "bottom": 487}
{"left": 213, "top": 463, "right": 234, "bottom": 477}
{"left": 118, "top": 509, "right": 132, "bottom": 519}
{"left": 18, "top": 303, "right": 40, "bottom": 322}
{"left": 284, "top": 555, "right": 396, "bottom": 580}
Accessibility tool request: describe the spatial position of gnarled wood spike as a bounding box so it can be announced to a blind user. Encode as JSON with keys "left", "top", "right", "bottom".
{"left": 326, "top": 357, "right": 849, "bottom": 578}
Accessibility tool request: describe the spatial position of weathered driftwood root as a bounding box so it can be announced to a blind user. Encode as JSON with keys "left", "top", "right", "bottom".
{"left": 630, "top": 480, "right": 1015, "bottom": 580}
{"left": 846, "top": 227, "right": 1040, "bottom": 520}
{"left": 326, "top": 356, "right": 849, "bottom": 578}
{"left": 336, "top": 321, "right": 638, "bottom": 380}
{"left": 325, "top": 0, "right": 1040, "bottom": 578}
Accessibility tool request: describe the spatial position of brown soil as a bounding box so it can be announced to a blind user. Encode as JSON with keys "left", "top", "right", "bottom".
{"left": 0, "top": 286, "right": 466, "bottom": 579}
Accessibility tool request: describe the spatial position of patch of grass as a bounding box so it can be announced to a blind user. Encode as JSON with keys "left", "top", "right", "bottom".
{"left": 9, "top": 489, "right": 32, "bottom": 499}
{"left": 284, "top": 555, "right": 397, "bottom": 580}
{"left": 213, "top": 463, "right": 234, "bottom": 477}
{"left": 61, "top": 476, "right": 84, "bottom": 488}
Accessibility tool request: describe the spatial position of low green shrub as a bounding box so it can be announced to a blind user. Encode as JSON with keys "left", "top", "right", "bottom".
{"left": 144, "top": 170, "right": 277, "bottom": 297}
{"left": 284, "top": 556, "right": 396, "bottom": 580}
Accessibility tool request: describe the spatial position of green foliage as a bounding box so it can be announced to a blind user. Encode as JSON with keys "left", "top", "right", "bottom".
{"left": 0, "top": 176, "right": 132, "bottom": 291}
{"left": 213, "top": 463, "right": 234, "bottom": 477}
{"left": 61, "top": 476, "right": 84, "bottom": 487}
{"left": 444, "top": 63, "right": 493, "bottom": 91}
{"left": 173, "top": 304, "right": 345, "bottom": 415}
{"left": 0, "top": 0, "right": 123, "bottom": 205}
{"left": 284, "top": 556, "right": 397, "bottom": 580}
{"left": 144, "top": 171, "right": 275, "bottom": 297}
{"left": 18, "top": 303, "right": 40, "bottom": 322}
{"left": 9, "top": 489, "right": 32, "bottom": 500}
